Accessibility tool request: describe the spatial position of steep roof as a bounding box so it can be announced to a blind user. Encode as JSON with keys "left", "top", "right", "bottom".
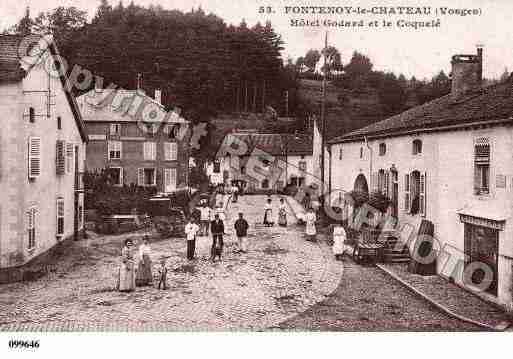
{"left": 78, "top": 88, "right": 188, "bottom": 124}
{"left": 0, "top": 34, "right": 88, "bottom": 142}
{"left": 0, "top": 34, "right": 42, "bottom": 82}
{"left": 227, "top": 132, "right": 313, "bottom": 156}
{"left": 329, "top": 80, "right": 513, "bottom": 144}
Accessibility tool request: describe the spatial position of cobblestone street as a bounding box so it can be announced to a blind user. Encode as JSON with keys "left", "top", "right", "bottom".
{"left": 0, "top": 195, "right": 489, "bottom": 331}
{"left": 0, "top": 195, "right": 343, "bottom": 331}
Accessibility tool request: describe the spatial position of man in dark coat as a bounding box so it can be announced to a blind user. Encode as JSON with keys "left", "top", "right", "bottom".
{"left": 210, "top": 213, "right": 225, "bottom": 261}
{"left": 234, "top": 212, "right": 249, "bottom": 253}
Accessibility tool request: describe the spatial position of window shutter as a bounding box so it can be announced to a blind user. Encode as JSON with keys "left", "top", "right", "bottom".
{"left": 152, "top": 142, "right": 157, "bottom": 160}
{"left": 420, "top": 172, "right": 426, "bottom": 216}
{"left": 164, "top": 142, "right": 171, "bottom": 161}
{"left": 120, "top": 167, "right": 124, "bottom": 185}
{"left": 170, "top": 142, "right": 177, "bottom": 160}
{"left": 138, "top": 168, "right": 144, "bottom": 186}
{"left": 56, "top": 140, "right": 65, "bottom": 175}
{"left": 66, "top": 143, "right": 74, "bottom": 174}
{"left": 385, "top": 171, "right": 390, "bottom": 197}
{"left": 27, "top": 207, "right": 37, "bottom": 249}
{"left": 110, "top": 124, "right": 116, "bottom": 135}
{"left": 404, "top": 173, "right": 410, "bottom": 212}
{"left": 28, "top": 137, "right": 42, "bottom": 179}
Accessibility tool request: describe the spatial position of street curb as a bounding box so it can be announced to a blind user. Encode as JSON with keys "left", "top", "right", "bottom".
{"left": 375, "top": 263, "right": 509, "bottom": 331}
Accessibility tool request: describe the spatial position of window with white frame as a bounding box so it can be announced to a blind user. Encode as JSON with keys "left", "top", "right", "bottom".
{"left": 412, "top": 139, "right": 422, "bottom": 155}
{"left": 379, "top": 143, "right": 386, "bottom": 156}
{"left": 404, "top": 170, "right": 426, "bottom": 216}
{"left": 108, "top": 141, "right": 122, "bottom": 160}
{"left": 56, "top": 198, "right": 64, "bottom": 237}
{"left": 164, "top": 124, "right": 177, "bottom": 139}
{"left": 108, "top": 167, "right": 123, "bottom": 186}
{"left": 143, "top": 141, "right": 156, "bottom": 160}
{"left": 110, "top": 123, "right": 121, "bottom": 136}
{"left": 27, "top": 206, "right": 37, "bottom": 249}
{"left": 138, "top": 168, "right": 156, "bottom": 186}
{"left": 164, "top": 142, "right": 177, "bottom": 161}
{"left": 474, "top": 138, "right": 490, "bottom": 195}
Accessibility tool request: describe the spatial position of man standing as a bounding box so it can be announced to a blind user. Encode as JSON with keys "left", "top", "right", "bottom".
{"left": 234, "top": 212, "right": 249, "bottom": 253}
{"left": 184, "top": 217, "right": 200, "bottom": 260}
{"left": 199, "top": 202, "right": 211, "bottom": 236}
{"left": 210, "top": 213, "right": 225, "bottom": 261}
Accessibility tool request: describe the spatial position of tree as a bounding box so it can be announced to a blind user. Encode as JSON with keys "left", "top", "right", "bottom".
{"left": 500, "top": 67, "right": 510, "bottom": 82}
{"left": 321, "top": 45, "right": 343, "bottom": 75}
{"left": 303, "top": 49, "right": 321, "bottom": 72}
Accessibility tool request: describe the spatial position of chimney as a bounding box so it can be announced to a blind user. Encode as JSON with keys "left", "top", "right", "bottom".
{"left": 155, "top": 89, "right": 162, "bottom": 105}
{"left": 451, "top": 45, "right": 483, "bottom": 99}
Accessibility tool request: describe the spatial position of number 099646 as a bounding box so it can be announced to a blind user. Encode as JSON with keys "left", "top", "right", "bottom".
{"left": 8, "top": 340, "right": 40, "bottom": 349}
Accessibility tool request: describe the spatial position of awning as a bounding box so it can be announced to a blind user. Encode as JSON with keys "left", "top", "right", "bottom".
{"left": 457, "top": 202, "right": 509, "bottom": 230}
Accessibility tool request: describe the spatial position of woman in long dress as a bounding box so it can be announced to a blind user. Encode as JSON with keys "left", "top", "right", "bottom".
{"left": 263, "top": 198, "right": 273, "bottom": 227}
{"left": 278, "top": 198, "right": 287, "bottom": 227}
{"left": 135, "top": 236, "right": 153, "bottom": 286}
{"left": 305, "top": 208, "right": 317, "bottom": 241}
{"left": 118, "top": 238, "right": 136, "bottom": 292}
{"left": 332, "top": 225, "right": 347, "bottom": 260}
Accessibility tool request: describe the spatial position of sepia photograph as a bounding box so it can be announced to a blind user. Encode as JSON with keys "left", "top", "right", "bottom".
{"left": 0, "top": 0, "right": 512, "bottom": 357}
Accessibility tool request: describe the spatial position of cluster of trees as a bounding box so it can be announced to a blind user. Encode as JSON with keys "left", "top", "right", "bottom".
{"left": 294, "top": 48, "right": 454, "bottom": 118}
{"left": 5, "top": 2, "right": 299, "bottom": 122}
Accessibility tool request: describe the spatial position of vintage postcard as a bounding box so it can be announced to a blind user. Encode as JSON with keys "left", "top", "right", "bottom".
{"left": 0, "top": 0, "right": 512, "bottom": 356}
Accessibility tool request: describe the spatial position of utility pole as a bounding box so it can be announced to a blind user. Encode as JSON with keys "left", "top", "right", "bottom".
{"left": 320, "top": 31, "right": 328, "bottom": 195}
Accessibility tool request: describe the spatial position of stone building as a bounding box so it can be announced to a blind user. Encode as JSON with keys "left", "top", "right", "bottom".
{"left": 329, "top": 46, "right": 513, "bottom": 309}
{"left": 0, "top": 34, "right": 87, "bottom": 281}
{"left": 77, "top": 88, "right": 189, "bottom": 193}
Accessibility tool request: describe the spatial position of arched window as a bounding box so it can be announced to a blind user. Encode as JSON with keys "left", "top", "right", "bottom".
{"left": 379, "top": 143, "right": 386, "bottom": 156}
{"left": 412, "top": 139, "right": 422, "bottom": 155}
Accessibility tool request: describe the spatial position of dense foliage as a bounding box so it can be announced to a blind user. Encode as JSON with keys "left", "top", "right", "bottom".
{"left": 6, "top": 2, "right": 298, "bottom": 123}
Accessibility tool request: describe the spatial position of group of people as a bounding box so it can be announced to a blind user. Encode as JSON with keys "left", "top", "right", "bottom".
{"left": 263, "top": 197, "right": 288, "bottom": 227}
{"left": 117, "top": 235, "right": 167, "bottom": 292}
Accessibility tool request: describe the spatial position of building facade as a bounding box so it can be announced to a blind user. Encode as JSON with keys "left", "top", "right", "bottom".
{"left": 329, "top": 47, "right": 513, "bottom": 309}
{"left": 77, "top": 89, "right": 189, "bottom": 193}
{"left": 0, "top": 34, "right": 87, "bottom": 279}
{"left": 208, "top": 131, "right": 318, "bottom": 192}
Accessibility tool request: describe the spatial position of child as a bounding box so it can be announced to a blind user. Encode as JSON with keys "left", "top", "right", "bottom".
{"left": 157, "top": 258, "right": 168, "bottom": 290}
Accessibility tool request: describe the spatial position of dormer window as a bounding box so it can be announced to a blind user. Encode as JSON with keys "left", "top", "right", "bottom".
{"left": 379, "top": 143, "right": 386, "bottom": 156}
{"left": 412, "top": 139, "right": 422, "bottom": 155}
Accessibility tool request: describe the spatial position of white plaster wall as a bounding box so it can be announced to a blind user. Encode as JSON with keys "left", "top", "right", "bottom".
{"left": 330, "top": 126, "right": 513, "bottom": 306}
{"left": 0, "top": 54, "right": 85, "bottom": 268}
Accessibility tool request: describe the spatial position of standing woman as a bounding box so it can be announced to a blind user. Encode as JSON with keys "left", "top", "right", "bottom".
{"left": 278, "top": 198, "right": 287, "bottom": 227}
{"left": 118, "top": 238, "right": 136, "bottom": 292}
{"left": 136, "top": 236, "right": 153, "bottom": 286}
{"left": 263, "top": 198, "right": 273, "bottom": 227}
{"left": 332, "top": 225, "right": 347, "bottom": 260}
{"left": 305, "top": 207, "right": 317, "bottom": 242}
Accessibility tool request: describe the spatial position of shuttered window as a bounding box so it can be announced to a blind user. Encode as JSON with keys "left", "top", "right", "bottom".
{"left": 474, "top": 138, "right": 490, "bottom": 195}
{"left": 56, "top": 198, "right": 64, "bottom": 236}
{"left": 28, "top": 137, "right": 42, "bottom": 179}
{"left": 164, "top": 142, "right": 177, "bottom": 161}
{"left": 56, "top": 140, "right": 66, "bottom": 175}
{"left": 143, "top": 142, "right": 156, "bottom": 160}
{"left": 27, "top": 207, "right": 37, "bottom": 249}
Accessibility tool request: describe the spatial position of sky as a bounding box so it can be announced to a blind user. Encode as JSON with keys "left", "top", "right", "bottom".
{"left": 1, "top": 0, "right": 513, "bottom": 80}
